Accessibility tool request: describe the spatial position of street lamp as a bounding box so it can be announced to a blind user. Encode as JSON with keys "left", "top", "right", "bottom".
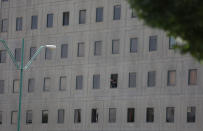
{"left": 0, "top": 38, "right": 56, "bottom": 131}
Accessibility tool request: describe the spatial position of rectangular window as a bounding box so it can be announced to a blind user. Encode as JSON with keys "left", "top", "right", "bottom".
{"left": 148, "top": 71, "right": 156, "bottom": 87}
{"left": 42, "top": 110, "right": 48, "bottom": 124}
{"left": 15, "top": 48, "right": 21, "bottom": 62}
{"left": 47, "top": 13, "right": 53, "bottom": 28}
{"left": 96, "top": 7, "right": 103, "bottom": 22}
{"left": 129, "top": 72, "right": 136, "bottom": 88}
{"left": 188, "top": 69, "right": 197, "bottom": 85}
{"left": 1, "top": 19, "right": 8, "bottom": 32}
{"left": 166, "top": 107, "right": 174, "bottom": 123}
{"left": 149, "top": 36, "right": 157, "bottom": 51}
{"left": 94, "top": 41, "right": 102, "bottom": 56}
{"left": 167, "top": 70, "right": 176, "bottom": 86}
{"left": 93, "top": 74, "right": 100, "bottom": 89}
{"left": 77, "top": 42, "right": 85, "bottom": 57}
{"left": 63, "top": 12, "right": 69, "bottom": 26}
{"left": 28, "top": 78, "right": 35, "bottom": 93}
{"left": 31, "top": 15, "right": 38, "bottom": 29}
{"left": 2, "top": 0, "right": 8, "bottom": 2}
{"left": 146, "top": 108, "right": 154, "bottom": 122}
{"left": 113, "top": 5, "right": 121, "bottom": 20}
{"left": 74, "top": 109, "right": 81, "bottom": 123}
{"left": 61, "top": 44, "right": 68, "bottom": 58}
{"left": 11, "top": 111, "right": 18, "bottom": 124}
{"left": 0, "top": 80, "right": 4, "bottom": 94}
{"left": 130, "top": 38, "right": 138, "bottom": 53}
{"left": 59, "top": 76, "right": 67, "bottom": 91}
{"left": 0, "top": 111, "right": 2, "bottom": 124}
{"left": 45, "top": 48, "right": 52, "bottom": 60}
{"left": 79, "top": 10, "right": 86, "bottom": 24}
{"left": 169, "top": 36, "right": 176, "bottom": 49}
{"left": 131, "top": 9, "right": 137, "bottom": 18}
{"left": 109, "top": 108, "right": 116, "bottom": 123}
{"left": 26, "top": 110, "right": 32, "bottom": 124}
{"left": 13, "top": 79, "right": 19, "bottom": 93}
{"left": 58, "top": 109, "right": 65, "bottom": 124}
{"left": 112, "top": 39, "right": 120, "bottom": 54}
{"left": 110, "top": 74, "right": 118, "bottom": 88}
{"left": 30, "top": 47, "right": 36, "bottom": 60}
{"left": 0, "top": 50, "right": 6, "bottom": 63}
{"left": 187, "top": 106, "right": 196, "bottom": 123}
{"left": 91, "top": 108, "right": 98, "bottom": 123}
{"left": 127, "top": 108, "right": 135, "bottom": 123}
{"left": 16, "top": 17, "right": 23, "bottom": 31}
{"left": 43, "top": 77, "right": 50, "bottom": 92}
{"left": 76, "top": 75, "right": 83, "bottom": 90}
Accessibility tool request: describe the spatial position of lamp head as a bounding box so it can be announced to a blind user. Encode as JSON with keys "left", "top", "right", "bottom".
{"left": 45, "top": 45, "right": 56, "bottom": 49}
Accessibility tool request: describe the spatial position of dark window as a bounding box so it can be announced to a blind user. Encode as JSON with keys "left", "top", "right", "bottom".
{"left": 30, "top": 47, "right": 36, "bottom": 60}
{"left": 16, "top": 17, "right": 23, "bottom": 31}
{"left": 42, "top": 110, "right": 48, "bottom": 124}
{"left": 58, "top": 109, "right": 65, "bottom": 124}
{"left": 131, "top": 9, "right": 137, "bottom": 18}
{"left": 110, "top": 74, "right": 118, "bottom": 88}
{"left": 93, "top": 74, "right": 100, "bottom": 89}
{"left": 0, "top": 80, "right": 4, "bottom": 94}
{"left": 167, "top": 70, "right": 176, "bottom": 86}
{"left": 61, "top": 44, "right": 68, "bottom": 58}
{"left": 31, "top": 15, "right": 38, "bottom": 29}
{"left": 94, "top": 41, "right": 102, "bottom": 56}
{"left": 47, "top": 13, "right": 53, "bottom": 28}
{"left": 0, "top": 50, "right": 6, "bottom": 63}
{"left": 149, "top": 36, "right": 157, "bottom": 51}
{"left": 15, "top": 48, "right": 21, "bottom": 62}
{"left": 169, "top": 36, "right": 176, "bottom": 49}
{"left": 11, "top": 111, "right": 18, "bottom": 124}
{"left": 109, "top": 108, "right": 116, "bottom": 123}
{"left": 148, "top": 71, "right": 156, "bottom": 87}
{"left": 77, "top": 42, "right": 85, "bottom": 57}
{"left": 63, "top": 12, "right": 69, "bottom": 26}
{"left": 166, "top": 107, "right": 174, "bottom": 123}
{"left": 112, "top": 39, "right": 120, "bottom": 54}
{"left": 79, "top": 10, "right": 86, "bottom": 24}
{"left": 129, "top": 72, "right": 136, "bottom": 88}
{"left": 113, "top": 5, "right": 121, "bottom": 20}
{"left": 130, "top": 38, "right": 138, "bottom": 53}
{"left": 188, "top": 69, "right": 197, "bottom": 85}
{"left": 1, "top": 19, "right": 8, "bottom": 32}
{"left": 43, "top": 77, "right": 50, "bottom": 91}
{"left": 76, "top": 75, "right": 83, "bottom": 90}
{"left": 96, "top": 7, "right": 103, "bottom": 22}
{"left": 59, "top": 76, "right": 67, "bottom": 91}
{"left": 2, "top": 0, "right": 8, "bottom": 2}
{"left": 91, "top": 108, "right": 98, "bottom": 123}
{"left": 187, "top": 106, "right": 196, "bottom": 123}
{"left": 28, "top": 78, "right": 35, "bottom": 93}
{"left": 74, "top": 109, "right": 81, "bottom": 123}
{"left": 45, "top": 48, "right": 52, "bottom": 60}
{"left": 0, "top": 111, "right": 2, "bottom": 124}
{"left": 146, "top": 108, "right": 154, "bottom": 123}
{"left": 13, "top": 79, "right": 19, "bottom": 93}
{"left": 26, "top": 110, "right": 32, "bottom": 124}
{"left": 127, "top": 108, "right": 135, "bottom": 122}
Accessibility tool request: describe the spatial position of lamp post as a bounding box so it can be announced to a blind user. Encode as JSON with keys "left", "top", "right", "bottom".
{"left": 0, "top": 38, "right": 56, "bottom": 131}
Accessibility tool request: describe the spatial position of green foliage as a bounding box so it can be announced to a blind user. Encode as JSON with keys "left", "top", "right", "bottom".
{"left": 128, "top": 0, "right": 203, "bottom": 61}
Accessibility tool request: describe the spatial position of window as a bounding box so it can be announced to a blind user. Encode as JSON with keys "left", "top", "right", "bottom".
{"left": 15, "top": 48, "right": 21, "bottom": 62}
{"left": 130, "top": 38, "right": 138, "bottom": 53}
{"left": 0, "top": 111, "right": 2, "bottom": 124}
{"left": 11, "top": 111, "right": 18, "bottom": 124}
{"left": 112, "top": 39, "right": 120, "bottom": 54}
{"left": 0, "top": 50, "right": 6, "bottom": 63}
{"left": 47, "top": 13, "right": 53, "bottom": 28}
{"left": 45, "top": 48, "right": 52, "bottom": 60}
{"left": 148, "top": 71, "right": 156, "bottom": 87}
{"left": 188, "top": 69, "right": 197, "bottom": 85}
{"left": 63, "top": 12, "right": 69, "bottom": 26}
{"left": 2, "top": 0, "right": 8, "bottom": 2}
{"left": 31, "top": 15, "right": 38, "bottom": 29}
{"left": 110, "top": 74, "right": 118, "bottom": 88}
{"left": 13, "top": 79, "right": 19, "bottom": 93}
{"left": 16, "top": 17, "right": 23, "bottom": 31}
{"left": 127, "top": 108, "right": 135, "bottom": 123}
{"left": 149, "top": 36, "right": 157, "bottom": 51}
{"left": 61, "top": 44, "right": 68, "bottom": 58}
{"left": 109, "top": 108, "right": 116, "bottom": 123}
{"left": 166, "top": 107, "right": 174, "bottom": 123}
{"left": 74, "top": 109, "right": 81, "bottom": 123}
{"left": 79, "top": 10, "right": 86, "bottom": 24}
{"left": 131, "top": 9, "right": 137, "bottom": 18}
{"left": 0, "top": 80, "right": 4, "bottom": 94}
{"left": 59, "top": 76, "right": 67, "bottom": 91}
{"left": 1, "top": 19, "right": 8, "bottom": 32}
{"left": 77, "top": 42, "right": 85, "bottom": 57}
{"left": 43, "top": 77, "right": 50, "bottom": 92}
{"left": 129, "top": 72, "right": 136, "bottom": 88}
{"left": 28, "top": 78, "right": 35, "bottom": 93}
{"left": 76, "top": 75, "right": 83, "bottom": 90}
{"left": 42, "top": 110, "right": 48, "bottom": 124}
{"left": 167, "top": 70, "right": 176, "bottom": 86}
{"left": 96, "top": 7, "right": 103, "bottom": 22}
{"left": 169, "top": 36, "right": 176, "bottom": 49}
{"left": 26, "top": 110, "right": 32, "bottom": 124}
{"left": 93, "top": 74, "right": 100, "bottom": 89}
{"left": 146, "top": 108, "right": 154, "bottom": 123}
{"left": 113, "top": 5, "right": 121, "bottom": 20}
{"left": 94, "top": 41, "right": 102, "bottom": 56}
{"left": 91, "top": 108, "right": 98, "bottom": 123}
{"left": 58, "top": 109, "right": 65, "bottom": 124}
{"left": 187, "top": 106, "right": 196, "bottom": 123}
{"left": 30, "top": 47, "right": 36, "bottom": 60}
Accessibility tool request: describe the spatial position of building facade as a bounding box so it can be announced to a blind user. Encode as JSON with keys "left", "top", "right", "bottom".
{"left": 0, "top": 0, "right": 203, "bottom": 131}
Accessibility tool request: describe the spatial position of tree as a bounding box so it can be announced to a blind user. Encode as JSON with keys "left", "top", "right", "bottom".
{"left": 128, "top": 0, "right": 203, "bottom": 61}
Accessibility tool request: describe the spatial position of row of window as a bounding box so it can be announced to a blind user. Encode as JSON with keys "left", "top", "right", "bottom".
{"left": 0, "top": 36, "right": 176, "bottom": 63}
{"left": 0, "top": 4, "right": 136, "bottom": 32}
{"left": 0, "top": 69, "right": 198, "bottom": 94}
{"left": 0, "top": 106, "right": 196, "bottom": 125}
